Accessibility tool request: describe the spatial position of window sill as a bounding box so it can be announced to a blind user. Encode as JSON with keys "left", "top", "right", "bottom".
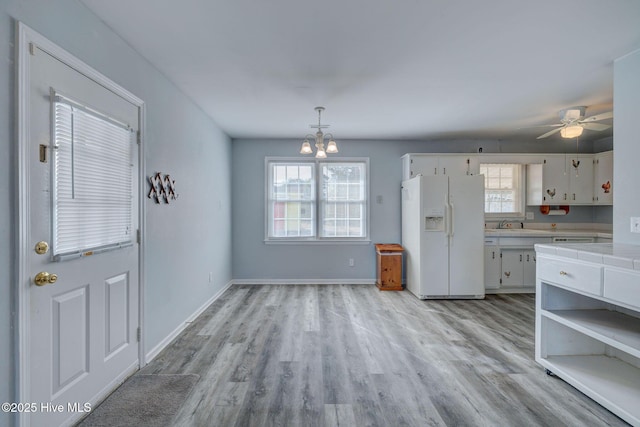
{"left": 264, "top": 239, "right": 371, "bottom": 245}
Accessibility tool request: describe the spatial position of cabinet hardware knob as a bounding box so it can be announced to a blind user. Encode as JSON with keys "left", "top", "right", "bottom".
{"left": 559, "top": 271, "right": 568, "bottom": 276}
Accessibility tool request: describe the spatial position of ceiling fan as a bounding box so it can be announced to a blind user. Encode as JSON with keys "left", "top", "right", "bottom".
{"left": 536, "top": 106, "right": 613, "bottom": 139}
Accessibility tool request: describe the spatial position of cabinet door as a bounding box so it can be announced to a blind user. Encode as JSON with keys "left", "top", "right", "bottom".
{"left": 541, "top": 156, "right": 569, "bottom": 203}
{"left": 566, "top": 154, "right": 594, "bottom": 204}
{"left": 439, "top": 156, "right": 479, "bottom": 176}
{"left": 594, "top": 151, "right": 613, "bottom": 205}
{"left": 484, "top": 246, "right": 501, "bottom": 290}
{"left": 501, "top": 250, "right": 524, "bottom": 287}
{"left": 523, "top": 250, "right": 537, "bottom": 286}
{"left": 408, "top": 155, "right": 439, "bottom": 178}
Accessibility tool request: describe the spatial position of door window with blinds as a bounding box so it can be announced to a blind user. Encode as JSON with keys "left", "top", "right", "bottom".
{"left": 266, "top": 158, "right": 369, "bottom": 241}
{"left": 52, "top": 93, "right": 135, "bottom": 259}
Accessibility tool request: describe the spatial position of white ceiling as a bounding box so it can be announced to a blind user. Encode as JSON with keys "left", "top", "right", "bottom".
{"left": 81, "top": 0, "right": 640, "bottom": 142}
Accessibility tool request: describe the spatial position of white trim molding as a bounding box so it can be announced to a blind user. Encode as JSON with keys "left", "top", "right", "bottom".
{"left": 145, "top": 281, "right": 234, "bottom": 363}
{"left": 231, "top": 279, "right": 378, "bottom": 285}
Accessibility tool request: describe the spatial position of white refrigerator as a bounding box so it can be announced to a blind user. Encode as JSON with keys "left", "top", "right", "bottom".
{"left": 401, "top": 174, "right": 485, "bottom": 299}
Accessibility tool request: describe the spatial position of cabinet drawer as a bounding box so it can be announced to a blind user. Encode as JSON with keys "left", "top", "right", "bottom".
{"left": 604, "top": 268, "right": 640, "bottom": 308}
{"left": 537, "top": 256, "right": 602, "bottom": 295}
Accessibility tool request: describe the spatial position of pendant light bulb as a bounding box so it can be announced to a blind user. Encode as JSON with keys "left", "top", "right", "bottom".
{"left": 326, "top": 139, "right": 338, "bottom": 153}
{"left": 300, "top": 140, "right": 312, "bottom": 154}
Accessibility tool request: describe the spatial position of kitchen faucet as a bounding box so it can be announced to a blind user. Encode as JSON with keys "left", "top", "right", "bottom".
{"left": 498, "top": 219, "right": 509, "bottom": 229}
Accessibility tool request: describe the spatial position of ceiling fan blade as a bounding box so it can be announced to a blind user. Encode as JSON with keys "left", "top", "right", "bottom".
{"left": 581, "top": 111, "right": 613, "bottom": 122}
{"left": 536, "top": 127, "right": 564, "bottom": 139}
{"left": 581, "top": 123, "right": 610, "bottom": 131}
{"left": 519, "top": 124, "right": 564, "bottom": 129}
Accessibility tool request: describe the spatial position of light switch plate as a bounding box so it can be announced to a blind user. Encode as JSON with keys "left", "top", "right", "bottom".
{"left": 631, "top": 217, "right": 640, "bottom": 233}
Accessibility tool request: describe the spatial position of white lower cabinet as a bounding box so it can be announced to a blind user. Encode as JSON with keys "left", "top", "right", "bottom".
{"left": 500, "top": 249, "right": 536, "bottom": 288}
{"left": 536, "top": 248, "right": 640, "bottom": 426}
{"left": 484, "top": 236, "right": 547, "bottom": 292}
{"left": 484, "top": 244, "right": 501, "bottom": 290}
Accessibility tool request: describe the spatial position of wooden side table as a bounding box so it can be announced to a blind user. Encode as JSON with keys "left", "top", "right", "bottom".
{"left": 375, "top": 243, "right": 404, "bottom": 291}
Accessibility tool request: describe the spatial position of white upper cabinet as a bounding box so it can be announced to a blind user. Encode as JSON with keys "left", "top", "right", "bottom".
{"left": 402, "top": 154, "right": 479, "bottom": 180}
{"left": 527, "top": 154, "right": 594, "bottom": 205}
{"left": 593, "top": 151, "right": 613, "bottom": 205}
{"left": 403, "top": 155, "right": 438, "bottom": 179}
{"left": 527, "top": 155, "right": 568, "bottom": 205}
{"left": 566, "top": 154, "right": 594, "bottom": 204}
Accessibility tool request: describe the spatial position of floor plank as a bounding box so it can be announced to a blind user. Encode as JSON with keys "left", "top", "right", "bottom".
{"left": 134, "top": 285, "right": 629, "bottom": 427}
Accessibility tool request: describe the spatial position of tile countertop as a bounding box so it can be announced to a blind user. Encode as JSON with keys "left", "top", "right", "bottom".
{"left": 534, "top": 243, "right": 640, "bottom": 270}
{"left": 485, "top": 229, "right": 613, "bottom": 238}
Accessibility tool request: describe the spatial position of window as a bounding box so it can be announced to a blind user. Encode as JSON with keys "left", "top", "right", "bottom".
{"left": 53, "top": 95, "right": 135, "bottom": 259}
{"left": 267, "top": 159, "right": 368, "bottom": 241}
{"left": 479, "top": 163, "right": 524, "bottom": 218}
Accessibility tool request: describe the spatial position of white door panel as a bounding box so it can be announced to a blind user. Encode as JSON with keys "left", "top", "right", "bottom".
{"left": 448, "top": 175, "right": 485, "bottom": 296}
{"left": 420, "top": 175, "right": 449, "bottom": 296}
{"left": 105, "top": 273, "right": 130, "bottom": 358}
{"left": 25, "top": 38, "right": 140, "bottom": 427}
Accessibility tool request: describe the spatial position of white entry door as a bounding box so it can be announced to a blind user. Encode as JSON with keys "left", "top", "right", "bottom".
{"left": 21, "top": 27, "right": 141, "bottom": 427}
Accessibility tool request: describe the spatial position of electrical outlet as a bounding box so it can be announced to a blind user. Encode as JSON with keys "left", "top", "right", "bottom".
{"left": 349, "top": 258, "right": 355, "bottom": 267}
{"left": 526, "top": 211, "right": 534, "bottom": 220}
{"left": 631, "top": 217, "right": 640, "bottom": 233}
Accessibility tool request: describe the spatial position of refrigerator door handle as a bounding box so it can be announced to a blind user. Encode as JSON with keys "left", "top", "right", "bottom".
{"left": 449, "top": 202, "right": 455, "bottom": 237}
{"left": 443, "top": 204, "right": 450, "bottom": 240}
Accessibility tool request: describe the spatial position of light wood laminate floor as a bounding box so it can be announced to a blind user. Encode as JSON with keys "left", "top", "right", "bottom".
{"left": 141, "top": 285, "right": 627, "bottom": 426}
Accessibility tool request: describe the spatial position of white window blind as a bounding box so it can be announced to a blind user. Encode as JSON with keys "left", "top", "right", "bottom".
{"left": 53, "top": 97, "right": 134, "bottom": 259}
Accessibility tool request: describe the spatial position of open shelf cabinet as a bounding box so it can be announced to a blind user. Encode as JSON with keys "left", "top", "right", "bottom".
{"left": 536, "top": 257, "right": 640, "bottom": 426}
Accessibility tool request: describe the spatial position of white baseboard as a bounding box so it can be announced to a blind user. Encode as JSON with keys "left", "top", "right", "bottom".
{"left": 231, "top": 279, "right": 377, "bottom": 285}
{"left": 145, "top": 280, "right": 233, "bottom": 363}
{"left": 486, "top": 287, "right": 535, "bottom": 294}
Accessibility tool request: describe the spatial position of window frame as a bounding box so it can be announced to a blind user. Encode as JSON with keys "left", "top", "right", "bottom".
{"left": 265, "top": 157, "right": 370, "bottom": 243}
{"left": 479, "top": 163, "right": 525, "bottom": 220}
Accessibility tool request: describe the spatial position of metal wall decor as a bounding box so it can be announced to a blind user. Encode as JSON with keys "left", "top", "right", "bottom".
{"left": 148, "top": 172, "right": 178, "bottom": 204}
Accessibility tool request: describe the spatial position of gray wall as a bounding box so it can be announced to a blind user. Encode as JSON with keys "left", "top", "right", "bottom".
{"left": 1, "top": 1, "right": 232, "bottom": 424}
{"left": 232, "top": 138, "right": 607, "bottom": 282}
{"left": 613, "top": 49, "right": 640, "bottom": 243}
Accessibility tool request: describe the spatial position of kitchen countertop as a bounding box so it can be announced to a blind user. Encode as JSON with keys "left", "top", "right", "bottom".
{"left": 485, "top": 229, "right": 613, "bottom": 238}
{"left": 534, "top": 243, "right": 640, "bottom": 270}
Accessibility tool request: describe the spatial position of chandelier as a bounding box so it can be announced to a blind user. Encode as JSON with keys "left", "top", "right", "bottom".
{"left": 299, "top": 106, "right": 338, "bottom": 158}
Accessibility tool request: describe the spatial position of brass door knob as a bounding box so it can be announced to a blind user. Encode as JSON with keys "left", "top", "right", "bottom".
{"left": 34, "top": 272, "right": 58, "bottom": 286}
{"left": 35, "top": 241, "right": 49, "bottom": 255}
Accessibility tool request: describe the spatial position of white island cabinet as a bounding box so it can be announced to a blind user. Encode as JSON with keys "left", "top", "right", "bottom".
{"left": 535, "top": 243, "right": 640, "bottom": 426}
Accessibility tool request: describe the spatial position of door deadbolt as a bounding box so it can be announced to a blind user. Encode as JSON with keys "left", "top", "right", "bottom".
{"left": 35, "top": 241, "right": 49, "bottom": 255}
{"left": 34, "top": 272, "right": 58, "bottom": 286}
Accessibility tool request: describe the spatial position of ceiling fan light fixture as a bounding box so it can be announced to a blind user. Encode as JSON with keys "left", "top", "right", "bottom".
{"left": 560, "top": 125, "right": 583, "bottom": 139}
